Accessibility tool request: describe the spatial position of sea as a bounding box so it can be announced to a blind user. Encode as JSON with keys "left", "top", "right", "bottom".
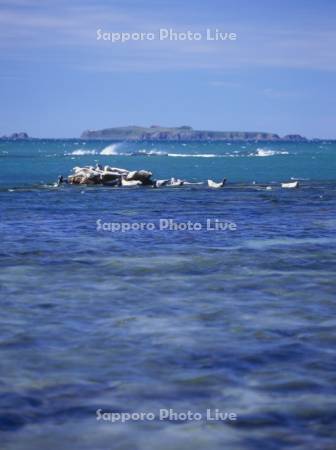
{"left": 0, "top": 140, "right": 336, "bottom": 449}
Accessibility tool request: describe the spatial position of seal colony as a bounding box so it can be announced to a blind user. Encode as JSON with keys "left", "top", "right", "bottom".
{"left": 67, "top": 165, "right": 153, "bottom": 187}
{"left": 64, "top": 165, "right": 192, "bottom": 188}
{"left": 60, "top": 165, "right": 300, "bottom": 189}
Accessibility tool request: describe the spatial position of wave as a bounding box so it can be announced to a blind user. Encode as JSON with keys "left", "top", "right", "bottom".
{"left": 130, "top": 150, "right": 223, "bottom": 158}
{"left": 100, "top": 144, "right": 120, "bottom": 155}
{"left": 127, "top": 151, "right": 286, "bottom": 158}
{"left": 168, "top": 153, "right": 219, "bottom": 158}
{"left": 66, "top": 149, "right": 97, "bottom": 156}
{"left": 252, "top": 148, "right": 289, "bottom": 157}
{"left": 135, "top": 150, "right": 169, "bottom": 156}
{"left": 64, "top": 146, "right": 290, "bottom": 159}
{"left": 66, "top": 144, "right": 121, "bottom": 156}
{"left": 130, "top": 148, "right": 290, "bottom": 158}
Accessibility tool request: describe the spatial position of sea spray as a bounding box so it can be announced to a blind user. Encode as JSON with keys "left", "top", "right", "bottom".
{"left": 100, "top": 144, "right": 120, "bottom": 155}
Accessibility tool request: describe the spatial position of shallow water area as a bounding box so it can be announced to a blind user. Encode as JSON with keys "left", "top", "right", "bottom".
{"left": 1, "top": 140, "right": 336, "bottom": 449}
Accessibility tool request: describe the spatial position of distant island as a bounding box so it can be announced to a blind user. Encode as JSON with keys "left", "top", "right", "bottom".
{"left": 1, "top": 127, "right": 327, "bottom": 141}
{"left": 1, "top": 132, "right": 29, "bottom": 140}
{"left": 81, "top": 125, "right": 308, "bottom": 142}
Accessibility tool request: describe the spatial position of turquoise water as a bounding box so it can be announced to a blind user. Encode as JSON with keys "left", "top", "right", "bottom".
{"left": 0, "top": 139, "right": 335, "bottom": 187}
{"left": 0, "top": 140, "right": 336, "bottom": 449}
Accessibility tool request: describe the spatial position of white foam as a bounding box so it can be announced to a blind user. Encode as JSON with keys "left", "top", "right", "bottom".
{"left": 168, "top": 153, "right": 219, "bottom": 158}
{"left": 256, "top": 148, "right": 276, "bottom": 157}
{"left": 64, "top": 146, "right": 289, "bottom": 159}
{"left": 138, "top": 149, "right": 168, "bottom": 156}
{"left": 67, "top": 149, "right": 97, "bottom": 156}
{"left": 251, "top": 148, "right": 289, "bottom": 157}
{"left": 100, "top": 144, "right": 120, "bottom": 155}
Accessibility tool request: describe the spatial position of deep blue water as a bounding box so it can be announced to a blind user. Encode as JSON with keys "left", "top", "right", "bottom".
{"left": 0, "top": 140, "right": 336, "bottom": 449}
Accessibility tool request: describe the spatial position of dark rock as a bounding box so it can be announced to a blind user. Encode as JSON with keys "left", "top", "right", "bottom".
{"left": 282, "top": 134, "right": 307, "bottom": 141}
{"left": 0, "top": 132, "right": 29, "bottom": 140}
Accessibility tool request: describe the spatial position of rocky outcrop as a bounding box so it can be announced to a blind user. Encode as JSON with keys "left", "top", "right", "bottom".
{"left": 67, "top": 165, "right": 153, "bottom": 186}
{"left": 1, "top": 132, "right": 29, "bottom": 140}
{"left": 125, "top": 170, "right": 154, "bottom": 185}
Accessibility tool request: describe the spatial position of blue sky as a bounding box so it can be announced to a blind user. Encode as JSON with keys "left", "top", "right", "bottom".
{"left": 1, "top": 0, "right": 336, "bottom": 138}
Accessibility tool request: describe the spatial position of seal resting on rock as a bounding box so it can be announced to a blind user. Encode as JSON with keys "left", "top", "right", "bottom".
{"left": 281, "top": 181, "right": 299, "bottom": 189}
{"left": 208, "top": 178, "right": 227, "bottom": 188}
{"left": 125, "top": 170, "right": 153, "bottom": 185}
{"left": 167, "top": 177, "right": 184, "bottom": 187}
{"left": 121, "top": 177, "right": 142, "bottom": 187}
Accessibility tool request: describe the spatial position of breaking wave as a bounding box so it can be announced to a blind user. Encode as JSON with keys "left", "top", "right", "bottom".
{"left": 252, "top": 148, "right": 289, "bottom": 157}
{"left": 131, "top": 148, "right": 290, "bottom": 158}
{"left": 66, "top": 149, "right": 97, "bottom": 156}
{"left": 168, "top": 153, "right": 219, "bottom": 158}
{"left": 65, "top": 146, "right": 290, "bottom": 159}
{"left": 66, "top": 144, "right": 121, "bottom": 156}
{"left": 135, "top": 150, "right": 169, "bottom": 156}
{"left": 100, "top": 144, "right": 120, "bottom": 155}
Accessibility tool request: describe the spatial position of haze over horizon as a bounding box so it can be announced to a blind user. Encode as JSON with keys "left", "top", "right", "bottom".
{"left": 1, "top": 0, "right": 336, "bottom": 139}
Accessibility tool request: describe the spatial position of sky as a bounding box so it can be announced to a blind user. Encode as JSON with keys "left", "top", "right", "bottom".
{"left": 0, "top": 0, "right": 336, "bottom": 138}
